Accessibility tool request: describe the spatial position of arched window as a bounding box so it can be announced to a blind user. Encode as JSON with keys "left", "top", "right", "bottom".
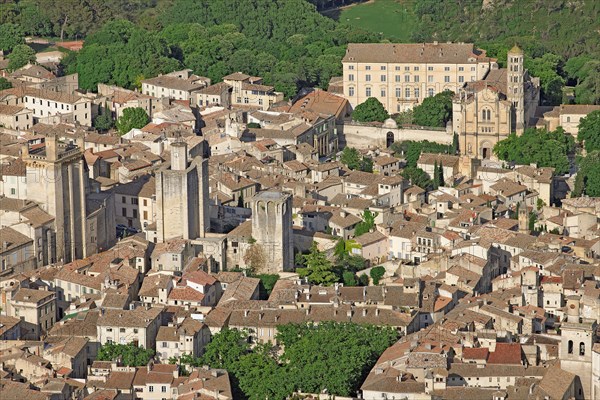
{"left": 568, "top": 340, "right": 573, "bottom": 354}
{"left": 580, "top": 342, "right": 585, "bottom": 356}
{"left": 487, "top": 110, "right": 491, "bottom": 120}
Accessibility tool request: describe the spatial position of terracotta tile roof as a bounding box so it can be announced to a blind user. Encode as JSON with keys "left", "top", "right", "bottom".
{"left": 287, "top": 90, "right": 348, "bottom": 119}
{"left": 462, "top": 347, "right": 489, "bottom": 360}
{"left": 168, "top": 287, "right": 205, "bottom": 302}
{"left": 487, "top": 343, "right": 523, "bottom": 365}
{"left": 343, "top": 42, "right": 489, "bottom": 64}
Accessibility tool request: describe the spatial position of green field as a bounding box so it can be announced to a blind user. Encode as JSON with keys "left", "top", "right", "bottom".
{"left": 338, "top": 0, "right": 417, "bottom": 42}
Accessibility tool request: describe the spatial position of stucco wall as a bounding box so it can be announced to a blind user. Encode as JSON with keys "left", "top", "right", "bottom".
{"left": 338, "top": 121, "right": 453, "bottom": 149}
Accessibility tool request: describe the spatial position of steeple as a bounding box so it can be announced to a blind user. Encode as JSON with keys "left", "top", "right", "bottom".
{"left": 507, "top": 45, "right": 525, "bottom": 133}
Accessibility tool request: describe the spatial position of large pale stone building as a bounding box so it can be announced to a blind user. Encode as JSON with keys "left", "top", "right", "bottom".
{"left": 154, "top": 142, "right": 209, "bottom": 242}
{"left": 452, "top": 45, "right": 540, "bottom": 159}
{"left": 341, "top": 42, "right": 497, "bottom": 112}
{"left": 250, "top": 191, "right": 293, "bottom": 272}
{"left": 194, "top": 72, "right": 284, "bottom": 111}
{"left": 23, "top": 135, "right": 90, "bottom": 263}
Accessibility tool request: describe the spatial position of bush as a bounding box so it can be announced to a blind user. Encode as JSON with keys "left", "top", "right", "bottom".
{"left": 370, "top": 266, "right": 386, "bottom": 285}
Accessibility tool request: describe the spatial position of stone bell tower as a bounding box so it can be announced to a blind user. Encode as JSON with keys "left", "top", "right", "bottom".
{"left": 559, "top": 296, "right": 597, "bottom": 399}
{"left": 507, "top": 45, "right": 525, "bottom": 134}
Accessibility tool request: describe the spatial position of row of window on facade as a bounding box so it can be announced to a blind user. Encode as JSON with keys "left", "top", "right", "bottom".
{"left": 348, "top": 86, "right": 437, "bottom": 98}
{"left": 348, "top": 65, "right": 477, "bottom": 72}
{"left": 25, "top": 97, "right": 87, "bottom": 110}
{"left": 348, "top": 74, "right": 473, "bottom": 84}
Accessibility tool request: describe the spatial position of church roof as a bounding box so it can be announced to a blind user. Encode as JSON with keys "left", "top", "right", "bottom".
{"left": 509, "top": 44, "right": 524, "bottom": 55}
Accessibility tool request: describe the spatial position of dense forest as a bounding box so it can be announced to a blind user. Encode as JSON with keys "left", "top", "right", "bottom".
{"left": 0, "top": 0, "right": 378, "bottom": 97}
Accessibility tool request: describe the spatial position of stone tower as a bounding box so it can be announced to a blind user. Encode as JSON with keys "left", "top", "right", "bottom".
{"left": 156, "top": 142, "right": 209, "bottom": 242}
{"left": 517, "top": 202, "right": 529, "bottom": 234}
{"left": 250, "top": 191, "right": 293, "bottom": 272}
{"left": 507, "top": 45, "right": 525, "bottom": 134}
{"left": 559, "top": 296, "right": 597, "bottom": 399}
{"left": 23, "top": 134, "right": 88, "bottom": 263}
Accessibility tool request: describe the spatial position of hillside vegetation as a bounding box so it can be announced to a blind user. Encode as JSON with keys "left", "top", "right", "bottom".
{"left": 333, "top": 0, "right": 600, "bottom": 105}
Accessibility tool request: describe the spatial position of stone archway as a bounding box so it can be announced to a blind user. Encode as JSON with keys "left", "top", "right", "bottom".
{"left": 386, "top": 131, "right": 395, "bottom": 148}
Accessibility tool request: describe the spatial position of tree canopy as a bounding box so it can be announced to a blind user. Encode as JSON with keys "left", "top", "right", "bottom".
{"left": 575, "top": 151, "right": 600, "bottom": 197}
{"left": 391, "top": 140, "right": 454, "bottom": 168}
{"left": 297, "top": 242, "right": 338, "bottom": 286}
{"left": 7, "top": 44, "right": 36, "bottom": 72}
{"left": 369, "top": 266, "right": 386, "bottom": 285}
{"left": 493, "top": 127, "right": 575, "bottom": 175}
{"left": 0, "top": 23, "right": 24, "bottom": 52}
{"left": 354, "top": 210, "right": 377, "bottom": 237}
{"left": 96, "top": 342, "right": 155, "bottom": 366}
{"left": 93, "top": 113, "right": 114, "bottom": 131}
{"left": 0, "top": 78, "right": 12, "bottom": 91}
{"left": 200, "top": 323, "right": 398, "bottom": 399}
{"left": 351, "top": 97, "right": 389, "bottom": 122}
{"left": 401, "top": 167, "right": 432, "bottom": 190}
{"left": 577, "top": 110, "right": 600, "bottom": 153}
{"left": 412, "top": 90, "right": 454, "bottom": 127}
{"left": 340, "top": 147, "right": 372, "bottom": 172}
{"left": 116, "top": 107, "right": 150, "bottom": 135}
{"left": 48, "top": 0, "right": 378, "bottom": 95}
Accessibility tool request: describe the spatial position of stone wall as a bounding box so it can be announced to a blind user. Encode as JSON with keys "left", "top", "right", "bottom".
{"left": 337, "top": 119, "right": 453, "bottom": 149}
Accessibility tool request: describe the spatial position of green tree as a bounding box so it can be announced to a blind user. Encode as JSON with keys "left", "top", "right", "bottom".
{"left": 412, "top": 90, "right": 454, "bottom": 127}
{"left": 574, "top": 61, "right": 600, "bottom": 105}
{"left": 577, "top": 110, "right": 600, "bottom": 152}
{"left": 369, "top": 266, "right": 386, "bottom": 285}
{"left": 340, "top": 147, "right": 362, "bottom": 170}
{"left": 96, "top": 342, "right": 155, "bottom": 366}
{"left": 257, "top": 274, "right": 279, "bottom": 297}
{"left": 342, "top": 271, "right": 357, "bottom": 286}
{"left": 572, "top": 171, "right": 584, "bottom": 198}
{"left": 437, "top": 163, "right": 444, "bottom": 187}
{"left": 401, "top": 167, "right": 432, "bottom": 189}
{"left": 358, "top": 273, "right": 370, "bottom": 286}
{"left": 0, "top": 23, "right": 24, "bottom": 52}
{"left": 536, "top": 198, "right": 546, "bottom": 211}
{"left": 526, "top": 53, "right": 565, "bottom": 105}
{"left": 93, "top": 113, "right": 114, "bottom": 131}
{"left": 528, "top": 211, "right": 537, "bottom": 232}
{"left": 0, "top": 78, "right": 12, "bottom": 91}
{"left": 116, "top": 107, "right": 150, "bottom": 135}
{"left": 354, "top": 210, "right": 377, "bottom": 237}
{"left": 201, "top": 328, "right": 250, "bottom": 370}
{"left": 7, "top": 44, "right": 36, "bottom": 72}
{"left": 297, "top": 242, "right": 338, "bottom": 286}
{"left": 577, "top": 151, "right": 600, "bottom": 197}
{"left": 351, "top": 97, "right": 389, "bottom": 122}
{"left": 360, "top": 156, "right": 374, "bottom": 173}
{"left": 277, "top": 322, "right": 398, "bottom": 397}
{"left": 493, "top": 127, "right": 574, "bottom": 175}
{"left": 234, "top": 345, "right": 292, "bottom": 400}
{"left": 432, "top": 160, "right": 439, "bottom": 190}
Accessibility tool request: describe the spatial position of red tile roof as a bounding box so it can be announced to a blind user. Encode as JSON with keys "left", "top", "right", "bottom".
{"left": 462, "top": 347, "right": 489, "bottom": 360}
{"left": 487, "top": 343, "right": 522, "bottom": 365}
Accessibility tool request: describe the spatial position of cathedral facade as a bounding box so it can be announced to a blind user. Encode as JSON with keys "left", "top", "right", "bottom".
{"left": 452, "top": 45, "right": 540, "bottom": 159}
